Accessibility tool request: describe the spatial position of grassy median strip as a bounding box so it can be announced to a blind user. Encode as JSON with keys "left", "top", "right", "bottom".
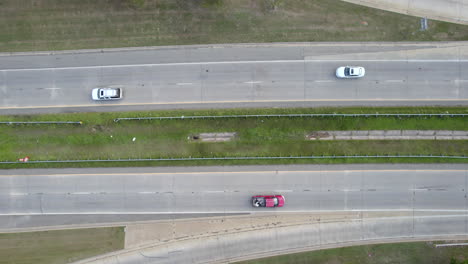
{"left": 0, "top": 107, "right": 466, "bottom": 168}
{"left": 235, "top": 241, "right": 468, "bottom": 264}
{"left": 0, "top": 227, "right": 124, "bottom": 264}
{"left": 1, "top": 0, "right": 468, "bottom": 52}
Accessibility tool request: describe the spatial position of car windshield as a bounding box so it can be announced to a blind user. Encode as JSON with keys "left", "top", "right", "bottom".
{"left": 273, "top": 197, "right": 278, "bottom": 205}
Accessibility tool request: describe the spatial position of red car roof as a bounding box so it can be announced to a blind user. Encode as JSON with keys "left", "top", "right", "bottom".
{"left": 265, "top": 198, "right": 275, "bottom": 207}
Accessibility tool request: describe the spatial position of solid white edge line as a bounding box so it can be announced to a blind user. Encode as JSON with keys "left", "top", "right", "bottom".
{"left": 1, "top": 209, "right": 467, "bottom": 216}
{"left": 2, "top": 59, "right": 468, "bottom": 72}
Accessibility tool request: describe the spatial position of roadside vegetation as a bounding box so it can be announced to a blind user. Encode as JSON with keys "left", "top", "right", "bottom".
{"left": 0, "top": 107, "right": 466, "bottom": 168}
{"left": 0, "top": 227, "right": 124, "bottom": 264}
{"left": 235, "top": 241, "right": 468, "bottom": 264}
{"left": 1, "top": 0, "right": 467, "bottom": 52}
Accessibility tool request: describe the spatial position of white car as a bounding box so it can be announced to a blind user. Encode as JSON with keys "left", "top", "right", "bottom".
{"left": 92, "top": 87, "right": 123, "bottom": 100}
{"left": 336, "top": 66, "right": 365, "bottom": 78}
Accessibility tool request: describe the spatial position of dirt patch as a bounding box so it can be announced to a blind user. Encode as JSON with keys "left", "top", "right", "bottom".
{"left": 306, "top": 131, "right": 332, "bottom": 140}
{"left": 190, "top": 132, "right": 237, "bottom": 142}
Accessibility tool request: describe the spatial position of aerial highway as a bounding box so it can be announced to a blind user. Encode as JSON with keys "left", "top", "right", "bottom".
{"left": 1, "top": 165, "right": 467, "bottom": 216}
{"left": 1, "top": 164, "right": 467, "bottom": 235}
{"left": 1, "top": 164, "right": 466, "bottom": 263}
{"left": 1, "top": 42, "right": 467, "bottom": 113}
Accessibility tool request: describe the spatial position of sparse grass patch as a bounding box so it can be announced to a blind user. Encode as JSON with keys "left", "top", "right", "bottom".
{"left": 0, "top": 0, "right": 467, "bottom": 52}
{"left": 235, "top": 241, "right": 468, "bottom": 264}
{"left": 0, "top": 227, "right": 125, "bottom": 264}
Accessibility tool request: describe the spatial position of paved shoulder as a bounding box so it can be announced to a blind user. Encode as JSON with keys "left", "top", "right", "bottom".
{"left": 341, "top": 0, "right": 468, "bottom": 25}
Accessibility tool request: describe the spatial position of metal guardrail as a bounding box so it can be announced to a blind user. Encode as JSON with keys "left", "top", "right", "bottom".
{"left": 0, "top": 121, "right": 83, "bottom": 125}
{"left": 1, "top": 114, "right": 464, "bottom": 124}
{"left": 114, "top": 113, "right": 467, "bottom": 122}
{"left": 0, "top": 155, "right": 466, "bottom": 164}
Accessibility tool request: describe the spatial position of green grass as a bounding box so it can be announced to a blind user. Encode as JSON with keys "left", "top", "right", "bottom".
{"left": 0, "top": 107, "right": 466, "bottom": 168}
{"left": 0, "top": 227, "right": 125, "bottom": 264}
{"left": 1, "top": 0, "right": 467, "bottom": 52}
{"left": 235, "top": 241, "right": 468, "bottom": 264}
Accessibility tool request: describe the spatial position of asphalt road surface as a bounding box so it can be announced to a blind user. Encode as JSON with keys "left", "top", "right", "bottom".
{"left": 2, "top": 164, "right": 467, "bottom": 264}
{"left": 81, "top": 217, "right": 468, "bottom": 264}
{"left": 1, "top": 164, "right": 466, "bottom": 218}
{"left": 1, "top": 42, "right": 467, "bottom": 114}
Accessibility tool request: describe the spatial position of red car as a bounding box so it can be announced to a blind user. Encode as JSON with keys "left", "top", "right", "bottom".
{"left": 252, "top": 195, "right": 285, "bottom": 207}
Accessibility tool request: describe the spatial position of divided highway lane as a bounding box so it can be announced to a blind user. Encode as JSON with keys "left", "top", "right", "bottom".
{"left": 1, "top": 60, "right": 466, "bottom": 108}
{"left": 1, "top": 43, "right": 467, "bottom": 113}
{"left": 1, "top": 166, "right": 467, "bottom": 216}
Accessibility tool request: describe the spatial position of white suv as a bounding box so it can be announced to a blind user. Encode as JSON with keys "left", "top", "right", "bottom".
{"left": 92, "top": 87, "right": 123, "bottom": 100}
